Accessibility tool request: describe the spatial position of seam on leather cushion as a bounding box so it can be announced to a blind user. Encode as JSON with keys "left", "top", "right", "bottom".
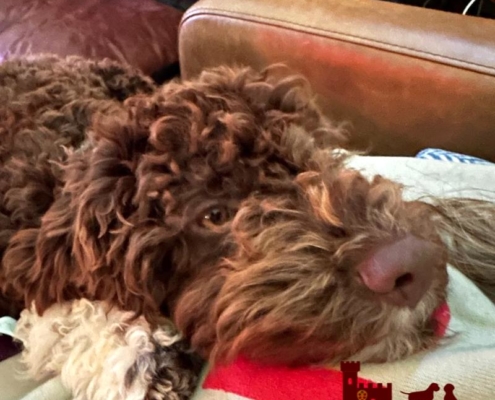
{"left": 182, "top": 8, "right": 495, "bottom": 76}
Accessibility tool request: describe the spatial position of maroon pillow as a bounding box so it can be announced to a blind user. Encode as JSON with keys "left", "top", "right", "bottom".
{"left": 0, "top": 0, "right": 183, "bottom": 76}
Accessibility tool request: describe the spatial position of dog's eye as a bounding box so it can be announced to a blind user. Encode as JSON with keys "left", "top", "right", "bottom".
{"left": 200, "top": 206, "right": 233, "bottom": 229}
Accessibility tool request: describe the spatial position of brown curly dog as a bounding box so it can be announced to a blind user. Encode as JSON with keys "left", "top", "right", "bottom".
{"left": 1, "top": 57, "right": 495, "bottom": 369}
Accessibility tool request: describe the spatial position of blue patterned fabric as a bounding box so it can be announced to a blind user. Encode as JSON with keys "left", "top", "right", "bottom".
{"left": 416, "top": 148, "right": 493, "bottom": 165}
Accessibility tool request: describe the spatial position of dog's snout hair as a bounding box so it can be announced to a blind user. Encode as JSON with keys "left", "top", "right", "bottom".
{"left": 1, "top": 56, "right": 495, "bottom": 369}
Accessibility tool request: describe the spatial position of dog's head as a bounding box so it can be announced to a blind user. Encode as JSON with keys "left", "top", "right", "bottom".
{"left": 443, "top": 383, "right": 454, "bottom": 392}
{"left": 3, "top": 66, "right": 449, "bottom": 366}
{"left": 429, "top": 383, "right": 441, "bottom": 391}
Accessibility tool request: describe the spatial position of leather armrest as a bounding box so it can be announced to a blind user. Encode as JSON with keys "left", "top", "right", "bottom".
{"left": 179, "top": 0, "right": 495, "bottom": 160}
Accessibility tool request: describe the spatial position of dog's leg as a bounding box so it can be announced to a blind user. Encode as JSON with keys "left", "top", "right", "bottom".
{"left": 0, "top": 156, "right": 60, "bottom": 317}
{"left": 0, "top": 156, "right": 59, "bottom": 248}
{"left": 14, "top": 299, "right": 202, "bottom": 400}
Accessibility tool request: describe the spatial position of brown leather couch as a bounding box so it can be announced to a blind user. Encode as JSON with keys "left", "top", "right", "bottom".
{"left": 179, "top": 0, "right": 495, "bottom": 161}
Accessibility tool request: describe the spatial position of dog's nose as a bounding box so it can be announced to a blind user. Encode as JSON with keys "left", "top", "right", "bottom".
{"left": 357, "top": 235, "right": 440, "bottom": 308}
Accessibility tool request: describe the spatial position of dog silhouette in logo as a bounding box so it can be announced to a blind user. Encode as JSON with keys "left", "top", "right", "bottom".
{"left": 443, "top": 384, "right": 457, "bottom": 400}
{"left": 400, "top": 383, "right": 440, "bottom": 400}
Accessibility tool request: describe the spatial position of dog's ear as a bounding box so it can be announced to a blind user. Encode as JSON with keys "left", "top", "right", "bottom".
{"left": 2, "top": 107, "right": 176, "bottom": 320}
{"left": 69, "top": 108, "right": 180, "bottom": 319}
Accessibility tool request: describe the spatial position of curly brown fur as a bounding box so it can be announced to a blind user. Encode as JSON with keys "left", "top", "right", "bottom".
{"left": 0, "top": 54, "right": 155, "bottom": 315}
{"left": 1, "top": 62, "right": 494, "bottom": 369}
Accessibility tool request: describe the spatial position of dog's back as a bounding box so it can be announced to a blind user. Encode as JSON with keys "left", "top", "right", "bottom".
{"left": 0, "top": 55, "right": 155, "bottom": 315}
{"left": 400, "top": 383, "right": 440, "bottom": 400}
